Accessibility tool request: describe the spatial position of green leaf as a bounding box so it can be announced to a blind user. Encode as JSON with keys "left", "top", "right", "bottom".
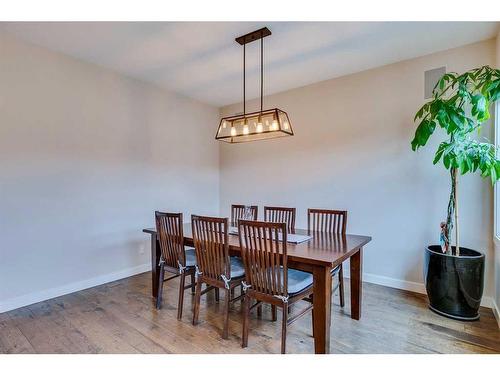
{"left": 414, "top": 104, "right": 426, "bottom": 121}
{"left": 435, "top": 109, "right": 449, "bottom": 129}
{"left": 475, "top": 95, "right": 488, "bottom": 121}
{"left": 411, "top": 119, "right": 436, "bottom": 151}
{"left": 491, "top": 165, "right": 497, "bottom": 185}
{"left": 443, "top": 153, "right": 451, "bottom": 169}
{"left": 494, "top": 161, "right": 500, "bottom": 181}
{"left": 433, "top": 143, "right": 446, "bottom": 164}
{"left": 447, "top": 111, "right": 464, "bottom": 133}
{"left": 472, "top": 159, "right": 479, "bottom": 172}
{"left": 488, "top": 79, "right": 500, "bottom": 101}
{"left": 460, "top": 160, "right": 468, "bottom": 174}
{"left": 411, "top": 66, "right": 500, "bottom": 180}
{"left": 465, "top": 156, "right": 473, "bottom": 172}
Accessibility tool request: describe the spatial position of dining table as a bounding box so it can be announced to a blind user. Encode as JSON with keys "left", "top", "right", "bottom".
{"left": 143, "top": 224, "right": 371, "bottom": 354}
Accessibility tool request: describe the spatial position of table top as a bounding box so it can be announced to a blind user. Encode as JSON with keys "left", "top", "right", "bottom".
{"left": 144, "top": 224, "right": 371, "bottom": 268}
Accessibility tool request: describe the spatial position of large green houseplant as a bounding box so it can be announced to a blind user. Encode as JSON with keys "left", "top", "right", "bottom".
{"left": 411, "top": 65, "right": 500, "bottom": 320}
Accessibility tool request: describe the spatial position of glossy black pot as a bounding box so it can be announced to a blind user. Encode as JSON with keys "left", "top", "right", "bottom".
{"left": 423, "top": 245, "right": 485, "bottom": 321}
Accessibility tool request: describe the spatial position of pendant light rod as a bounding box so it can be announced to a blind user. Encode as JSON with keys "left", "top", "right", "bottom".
{"left": 235, "top": 27, "right": 271, "bottom": 118}
{"left": 243, "top": 43, "right": 246, "bottom": 117}
{"left": 260, "top": 31, "right": 263, "bottom": 114}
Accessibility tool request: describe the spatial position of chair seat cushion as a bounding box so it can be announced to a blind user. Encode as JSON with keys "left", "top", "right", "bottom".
{"left": 288, "top": 268, "right": 313, "bottom": 294}
{"left": 185, "top": 247, "right": 196, "bottom": 267}
{"left": 230, "top": 256, "right": 245, "bottom": 278}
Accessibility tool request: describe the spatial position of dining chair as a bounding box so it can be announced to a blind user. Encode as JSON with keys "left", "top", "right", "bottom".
{"left": 308, "top": 208, "right": 348, "bottom": 307}
{"left": 238, "top": 220, "right": 314, "bottom": 354}
{"left": 230, "top": 204, "right": 258, "bottom": 226}
{"left": 263, "top": 206, "right": 296, "bottom": 233}
{"left": 191, "top": 215, "right": 245, "bottom": 339}
{"left": 155, "top": 211, "right": 197, "bottom": 319}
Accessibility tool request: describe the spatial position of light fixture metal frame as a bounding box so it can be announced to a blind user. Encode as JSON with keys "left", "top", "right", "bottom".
{"left": 215, "top": 27, "right": 294, "bottom": 143}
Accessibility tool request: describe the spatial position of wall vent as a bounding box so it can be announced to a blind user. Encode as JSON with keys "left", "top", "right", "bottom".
{"left": 424, "top": 66, "right": 446, "bottom": 99}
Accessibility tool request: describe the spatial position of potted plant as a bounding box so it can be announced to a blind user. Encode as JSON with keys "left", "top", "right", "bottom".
{"left": 411, "top": 65, "right": 500, "bottom": 320}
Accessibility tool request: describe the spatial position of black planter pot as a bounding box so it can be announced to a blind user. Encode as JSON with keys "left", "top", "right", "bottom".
{"left": 423, "top": 245, "right": 485, "bottom": 321}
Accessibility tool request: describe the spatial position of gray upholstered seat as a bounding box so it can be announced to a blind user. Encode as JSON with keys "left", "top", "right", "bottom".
{"left": 230, "top": 256, "right": 245, "bottom": 278}
{"left": 184, "top": 247, "right": 196, "bottom": 267}
{"left": 287, "top": 268, "right": 313, "bottom": 294}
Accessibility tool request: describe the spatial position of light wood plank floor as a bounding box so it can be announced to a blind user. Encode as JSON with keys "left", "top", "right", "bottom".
{"left": 1, "top": 272, "right": 499, "bottom": 354}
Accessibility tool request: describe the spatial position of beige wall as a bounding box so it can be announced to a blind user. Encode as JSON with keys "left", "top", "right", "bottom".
{"left": 0, "top": 32, "right": 220, "bottom": 312}
{"left": 1, "top": 29, "right": 498, "bottom": 316}
{"left": 220, "top": 39, "right": 496, "bottom": 304}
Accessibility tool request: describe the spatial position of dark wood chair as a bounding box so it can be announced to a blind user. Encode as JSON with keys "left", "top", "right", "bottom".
{"left": 263, "top": 206, "right": 296, "bottom": 233}
{"left": 230, "top": 204, "right": 258, "bottom": 226}
{"left": 308, "top": 208, "right": 348, "bottom": 307}
{"left": 155, "top": 211, "right": 197, "bottom": 319}
{"left": 238, "top": 220, "right": 314, "bottom": 354}
{"left": 191, "top": 215, "right": 245, "bottom": 339}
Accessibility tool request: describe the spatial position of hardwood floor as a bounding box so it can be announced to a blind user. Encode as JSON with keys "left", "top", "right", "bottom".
{"left": 1, "top": 272, "right": 499, "bottom": 354}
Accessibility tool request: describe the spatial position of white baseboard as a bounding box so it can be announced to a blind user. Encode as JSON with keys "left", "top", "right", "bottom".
{"left": 2, "top": 263, "right": 499, "bottom": 329}
{"left": 0, "top": 263, "right": 150, "bottom": 313}
{"left": 343, "top": 269, "right": 494, "bottom": 309}
{"left": 492, "top": 299, "right": 500, "bottom": 329}
{"left": 361, "top": 272, "right": 427, "bottom": 294}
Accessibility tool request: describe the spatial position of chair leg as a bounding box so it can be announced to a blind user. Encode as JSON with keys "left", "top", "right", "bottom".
{"left": 177, "top": 273, "right": 186, "bottom": 320}
{"left": 311, "top": 296, "right": 315, "bottom": 338}
{"left": 222, "top": 288, "right": 230, "bottom": 339}
{"left": 257, "top": 304, "right": 262, "bottom": 318}
{"left": 190, "top": 273, "right": 196, "bottom": 294}
{"left": 192, "top": 278, "right": 202, "bottom": 325}
{"left": 271, "top": 305, "right": 277, "bottom": 321}
{"left": 338, "top": 264, "right": 345, "bottom": 308}
{"left": 155, "top": 263, "right": 165, "bottom": 310}
{"left": 281, "top": 304, "right": 288, "bottom": 354}
{"left": 242, "top": 295, "right": 250, "bottom": 348}
{"left": 215, "top": 287, "right": 220, "bottom": 302}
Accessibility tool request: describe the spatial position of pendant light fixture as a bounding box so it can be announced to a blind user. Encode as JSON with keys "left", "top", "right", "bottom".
{"left": 215, "top": 27, "right": 294, "bottom": 143}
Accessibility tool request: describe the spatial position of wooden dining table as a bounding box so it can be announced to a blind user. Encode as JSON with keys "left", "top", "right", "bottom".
{"left": 143, "top": 225, "right": 371, "bottom": 354}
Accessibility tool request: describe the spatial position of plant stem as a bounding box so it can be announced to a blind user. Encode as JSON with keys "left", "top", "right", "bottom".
{"left": 446, "top": 169, "right": 455, "bottom": 255}
{"left": 454, "top": 168, "right": 460, "bottom": 256}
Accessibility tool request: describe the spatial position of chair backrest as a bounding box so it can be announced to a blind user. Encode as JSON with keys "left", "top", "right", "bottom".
{"left": 155, "top": 211, "right": 186, "bottom": 270}
{"left": 231, "top": 204, "right": 258, "bottom": 226}
{"left": 191, "top": 215, "right": 230, "bottom": 282}
{"left": 264, "top": 206, "right": 296, "bottom": 233}
{"left": 238, "top": 220, "right": 288, "bottom": 298}
{"left": 307, "top": 208, "right": 347, "bottom": 234}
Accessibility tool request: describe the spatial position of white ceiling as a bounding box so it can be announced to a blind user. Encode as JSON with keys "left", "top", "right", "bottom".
{"left": 1, "top": 22, "right": 498, "bottom": 107}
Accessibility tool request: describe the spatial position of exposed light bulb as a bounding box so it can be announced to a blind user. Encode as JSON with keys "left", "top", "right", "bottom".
{"left": 230, "top": 127, "right": 237, "bottom": 137}
{"left": 283, "top": 121, "right": 290, "bottom": 130}
{"left": 271, "top": 120, "right": 278, "bottom": 131}
{"left": 256, "top": 122, "right": 263, "bottom": 133}
{"left": 222, "top": 121, "right": 227, "bottom": 129}
{"left": 243, "top": 124, "right": 249, "bottom": 135}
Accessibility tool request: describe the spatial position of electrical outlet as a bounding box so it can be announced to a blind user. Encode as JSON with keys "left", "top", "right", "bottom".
{"left": 139, "top": 244, "right": 145, "bottom": 255}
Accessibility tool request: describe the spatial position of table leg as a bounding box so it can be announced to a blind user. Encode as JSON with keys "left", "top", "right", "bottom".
{"left": 350, "top": 247, "right": 363, "bottom": 320}
{"left": 150, "top": 233, "right": 161, "bottom": 301}
{"left": 312, "top": 265, "right": 332, "bottom": 354}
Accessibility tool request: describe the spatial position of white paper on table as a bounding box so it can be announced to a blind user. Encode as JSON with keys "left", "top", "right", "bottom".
{"left": 229, "top": 227, "right": 312, "bottom": 244}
